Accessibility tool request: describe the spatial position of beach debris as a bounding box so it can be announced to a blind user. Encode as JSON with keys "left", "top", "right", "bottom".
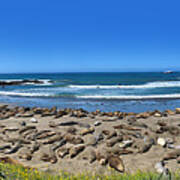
{"left": 30, "top": 117, "right": 38, "bottom": 123}
{"left": 154, "top": 161, "right": 169, "bottom": 175}
{"left": 20, "top": 121, "right": 26, "bottom": 126}
{"left": 154, "top": 113, "right": 162, "bottom": 117}
{"left": 94, "top": 121, "right": 101, "bottom": 126}
{"left": 157, "top": 138, "right": 167, "bottom": 147}
{"left": 108, "top": 155, "right": 125, "bottom": 173}
{"left": 119, "top": 140, "right": 133, "bottom": 148}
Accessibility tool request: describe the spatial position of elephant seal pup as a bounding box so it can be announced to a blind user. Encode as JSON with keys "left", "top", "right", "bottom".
{"left": 108, "top": 155, "right": 125, "bottom": 173}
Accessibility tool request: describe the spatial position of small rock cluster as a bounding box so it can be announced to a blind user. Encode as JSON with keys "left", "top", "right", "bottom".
{"left": 0, "top": 105, "right": 180, "bottom": 174}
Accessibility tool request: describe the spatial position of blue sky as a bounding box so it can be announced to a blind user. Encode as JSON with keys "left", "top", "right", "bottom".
{"left": 0, "top": 0, "right": 180, "bottom": 73}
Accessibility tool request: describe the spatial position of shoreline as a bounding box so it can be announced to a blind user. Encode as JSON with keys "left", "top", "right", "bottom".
{"left": 0, "top": 104, "right": 180, "bottom": 175}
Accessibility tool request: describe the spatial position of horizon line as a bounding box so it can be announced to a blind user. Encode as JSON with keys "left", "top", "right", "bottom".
{"left": 0, "top": 70, "right": 179, "bottom": 74}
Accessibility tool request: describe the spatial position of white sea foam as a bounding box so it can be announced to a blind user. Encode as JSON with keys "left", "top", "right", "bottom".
{"left": 69, "top": 81, "right": 180, "bottom": 89}
{"left": 76, "top": 94, "right": 180, "bottom": 100}
{"left": 0, "top": 91, "right": 51, "bottom": 97}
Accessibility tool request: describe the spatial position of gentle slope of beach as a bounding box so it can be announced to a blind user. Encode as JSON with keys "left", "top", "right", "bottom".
{"left": 0, "top": 104, "right": 179, "bottom": 175}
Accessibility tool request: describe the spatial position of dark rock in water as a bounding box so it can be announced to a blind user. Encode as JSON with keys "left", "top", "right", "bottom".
{"left": 0, "top": 79, "right": 44, "bottom": 86}
{"left": 108, "top": 155, "right": 125, "bottom": 173}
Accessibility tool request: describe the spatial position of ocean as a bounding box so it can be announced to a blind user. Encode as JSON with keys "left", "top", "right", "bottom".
{"left": 0, "top": 72, "right": 180, "bottom": 112}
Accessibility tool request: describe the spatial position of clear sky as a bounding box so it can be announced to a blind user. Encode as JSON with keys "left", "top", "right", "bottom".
{"left": 0, "top": 0, "right": 180, "bottom": 73}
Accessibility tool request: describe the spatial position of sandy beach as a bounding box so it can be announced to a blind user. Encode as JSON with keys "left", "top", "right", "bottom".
{"left": 0, "top": 104, "right": 179, "bottom": 175}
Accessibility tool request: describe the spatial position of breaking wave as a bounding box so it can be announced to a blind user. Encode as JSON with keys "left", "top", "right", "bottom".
{"left": 68, "top": 81, "right": 180, "bottom": 89}
{"left": 76, "top": 94, "right": 180, "bottom": 100}
{"left": 0, "top": 91, "right": 51, "bottom": 97}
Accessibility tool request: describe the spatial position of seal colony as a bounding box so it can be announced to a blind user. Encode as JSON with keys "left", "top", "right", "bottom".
{"left": 0, "top": 104, "right": 179, "bottom": 174}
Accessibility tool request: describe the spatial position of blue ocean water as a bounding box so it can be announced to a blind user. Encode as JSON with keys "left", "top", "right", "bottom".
{"left": 0, "top": 72, "right": 180, "bottom": 112}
